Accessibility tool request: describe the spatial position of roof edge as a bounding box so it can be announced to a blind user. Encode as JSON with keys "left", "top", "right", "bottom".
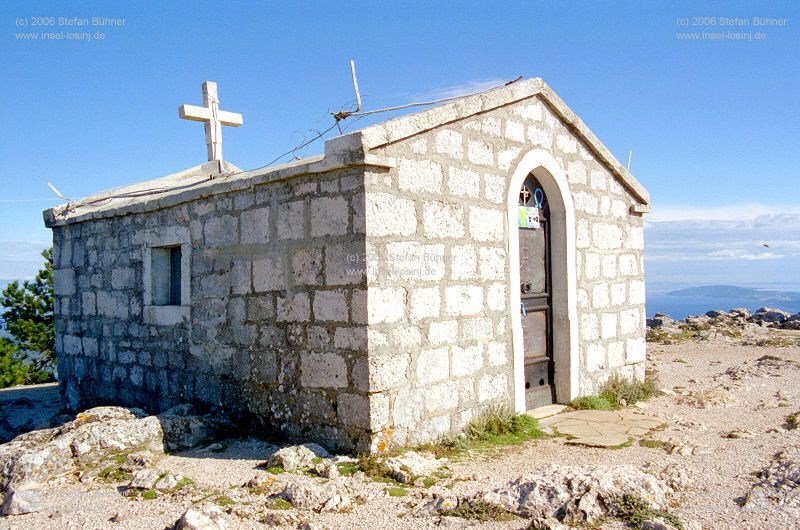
{"left": 328, "top": 77, "right": 649, "bottom": 206}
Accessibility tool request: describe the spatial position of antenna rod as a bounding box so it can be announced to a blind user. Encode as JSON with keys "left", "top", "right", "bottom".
{"left": 349, "top": 60, "right": 362, "bottom": 112}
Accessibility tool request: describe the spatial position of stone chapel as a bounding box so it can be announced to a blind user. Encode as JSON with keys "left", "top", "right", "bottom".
{"left": 44, "top": 78, "right": 649, "bottom": 452}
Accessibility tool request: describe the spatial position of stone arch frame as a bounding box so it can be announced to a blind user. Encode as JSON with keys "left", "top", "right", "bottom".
{"left": 507, "top": 149, "right": 579, "bottom": 411}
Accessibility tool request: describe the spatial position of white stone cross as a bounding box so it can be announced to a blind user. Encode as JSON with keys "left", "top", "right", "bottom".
{"left": 179, "top": 81, "right": 243, "bottom": 162}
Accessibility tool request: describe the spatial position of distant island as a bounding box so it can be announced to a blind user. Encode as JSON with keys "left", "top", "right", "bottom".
{"left": 667, "top": 285, "right": 800, "bottom": 305}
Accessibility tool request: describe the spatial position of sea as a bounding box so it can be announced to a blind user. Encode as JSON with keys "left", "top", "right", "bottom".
{"left": 646, "top": 282, "right": 800, "bottom": 319}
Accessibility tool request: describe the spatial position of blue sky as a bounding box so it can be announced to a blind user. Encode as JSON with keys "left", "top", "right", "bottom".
{"left": 1, "top": 1, "right": 798, "bottom": 288}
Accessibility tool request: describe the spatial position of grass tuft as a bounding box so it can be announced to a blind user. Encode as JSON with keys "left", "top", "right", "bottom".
{"left": 386, "top": 486, "right": 408, "bottom": 497}
{"left": 267, "top": 498, "right": 292, "bottom": 510}
{"left": 784, "top": 412, "right": 800, "bottom": 430}
{"left": 570, "top": 395, "right": 615, "bottom": 410}
{"left": 639, "top": 438, "right": 666, "bottom": 449}
{"left": 141, "top": 489, "right": 157, "bottom": 500}
{"left": 214, "top": 495, "right": 235, "bottom": 507}
{"left": 599, "top": 370, "right": 660, "bottom": 408}
{"left": 612, "top": 493, "right": 683, "bottom": 529}
{"left": 441, "top": 500, "right": 517, "bottom": 522}
{"left": 97, "top": 466, "right": 132, "bottom": 483}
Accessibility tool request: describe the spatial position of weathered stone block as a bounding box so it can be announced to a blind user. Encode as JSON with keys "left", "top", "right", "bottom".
{"left": 277, "top": 201, "right": 305, "bottom": 240}
{"left": 277, "top": 292, "right": 310, "bottom": 322}
{"left": 450, "top": 245, "right": 477, "bottom": 280}
{"left": 620, "top": 308, "right": 641, "bottom": 334}
{"left": 230, "top": 258, "right": 251, "bottom": 295}
{"left": 467, "top": 139, "right": 493, "bottom": 166}
{"left": 601, "top": 313, "right": 617, "bottom": 339}
{"left": 291, "top": 247, "right": 323, "bottom": 286}
{"left": 459, "top": 317, "right": 493, "bottom": 342}
{"left": 325, "top": 241, "right": 365, "bottom": 286}
{"left": 416, "top": 347, "right": 449, "bottom": 385}
{"left": 300, "top": 352, "right": 347, "bottom": 389}
{"left": 366, "top": 193, "right": 416, "bottom": 237}
{"left": 409, "top": 287, "right": 440, "bottom": 321}
{"left": 434, "top": 130, "right": 463, "bottom": 160}
{"left": 451, "top": 345, "right": 483, "bottom": 377}
{"left": 468, "top": 207, "right": 503, "bottom": 242}
{"left": 333, "top": 327, "right": 367, "bottom": 351}
{"left": 313, "top": 290, "right": 347, "bottom": 322}
{"left": 478, "top": 373, "right": 507, "bottom": 402}
{"left": 447, "top": 167, "right": 479, "bottom": 198}
{"left": 444, "top": 285, "right": 483, "bottom": 317}
{"left": 386, "top": 241, "right": 446, "bottom": 282}
{"left": 398, "top": 158, "right": 443, "bottom": 193}
{"left": 310, "top": 197, "right": 348, "bottom": 238}
{"left": 367, "top": 287, "right": 405, "bottom": 324}
{"left": 479, "top": 247, "right": 505, "bottom": 280}
{"left": 204, "top": 215, "right": 238, "bottom": 247}
{"left": 53, "top": 269, "right": 76, "bottom": 296}
{"left": 592, "top": 223, "right": 623, "bottom": 250}
{"left": 428, "top": 320, "right": 457, "bottom": 346}
{"left": 581, "top": 314, "right": 600, "bottom": 340}
{"left": 626, "top": 337, "right": 646, "bottom": 363}
{"left": 240, "top": 207, "right": 270, "bottom": 244}
{"left": 111, "top": 267, "right": 135, "bottom": 290}
{"left": 423, "top": 201, "right": 464, "bottom": 239}
{"left": 337, "top": 393, "right": 369, "bottom": 428}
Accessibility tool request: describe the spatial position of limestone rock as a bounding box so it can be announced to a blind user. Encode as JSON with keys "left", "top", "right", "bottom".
{"left": 743, "top": 449, "right": 800, "bottom": 515}
{"left": 157, "top": 404, "right": 215, "bottom": 452}
{"left": 174, "top": 506, "right": 228, "bottom": 530}
{"left": 410, "top": 495, "right": 458, "bottom": 517}
{"left": 752, "top": 307, "right": 790, "bottom": 324}
{"left": 123, "top": 451, "right": 157, "bottom": 471}
{"left": 267, "top": 443, "right": 330, "bottom": 472}
{"left": 646, "top": 313, "right": 673, "bottom": 329}
{"left": 384, "top": 451, "right": 445, "bottom": 484}
{"left": 128, "top": 469, "right": 160, "bottom": 489}
{"left": 282, "top": 477, "right": 350, "bottom": 512}
{"left": 782, "top": 314, "right": 800, "bottom": 330}
{"left": 155, "top": 473, "right": 182, "bottom": 491}
{"left": 1, "top": 488, "right": 45, "bottom": 515}
{"left": 478, "top": 465, "right": 674, "bottom": 526}
{"left": 313, "top": 460, "right": 339, "bottom": 479}
{"left": 0, "top": 405, "right": 214, "bottom": 493}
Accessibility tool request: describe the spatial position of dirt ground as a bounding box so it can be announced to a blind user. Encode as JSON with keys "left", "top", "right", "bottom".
{"left": 2, "top": 341, "right": 799, "bottom": 529}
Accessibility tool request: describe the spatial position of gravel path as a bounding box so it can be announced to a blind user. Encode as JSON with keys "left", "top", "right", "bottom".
{"left": 2, "top": 341, "right": 799, "bottom": 529}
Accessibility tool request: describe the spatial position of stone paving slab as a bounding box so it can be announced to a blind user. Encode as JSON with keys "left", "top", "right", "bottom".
{"left": 526, "top": 404, "right": 569, "bottom": 420}
{"left": 539, "top": 409, "right": 664, "bottom": 447}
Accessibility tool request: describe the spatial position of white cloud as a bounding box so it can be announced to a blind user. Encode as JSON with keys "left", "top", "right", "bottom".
{"left": 0, "top": 241, "right": 50, "bottom": 281}
{"left": 644, "top": 208, "right": 800, "bottom": 286}
{"left": 648, "top": 203, "right": 800, "bottom": 222}
{"left": 409, "top": 78, "right": 507, "bottom": 103}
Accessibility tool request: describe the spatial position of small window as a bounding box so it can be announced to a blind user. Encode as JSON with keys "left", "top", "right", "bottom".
{"left": 152, "top": 246, "right": 182, "bottom": 306}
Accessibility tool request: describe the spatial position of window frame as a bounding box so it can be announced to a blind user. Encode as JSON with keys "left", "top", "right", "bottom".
{"left": 142, "top": 226, "right": 191, "bottom": 326}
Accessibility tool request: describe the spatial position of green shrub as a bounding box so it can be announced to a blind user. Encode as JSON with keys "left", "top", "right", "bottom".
{"left": 441, "top": 500, "right": 517, "bottom": 522}
{"left": 599, "top": 370, "right": 660, "bottom": 408}
{"left": 386, "top": 486, "right": 408, "bottom": 497}
{"left": 570, "top": 395, "right": 615, "bottom": 410}
{"left": 0, "top": 338, "right": 53, "bottom": 388}
{"left": 612, "top": 493, "right": 683, "bottom": 529}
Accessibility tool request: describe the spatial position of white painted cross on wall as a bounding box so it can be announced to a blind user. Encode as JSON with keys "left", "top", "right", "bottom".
{"left": 179, "top": 81, "right": 243, "bottom": 162}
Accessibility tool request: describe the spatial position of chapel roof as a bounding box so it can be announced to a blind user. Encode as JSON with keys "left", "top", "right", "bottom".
{"left": 44, "top": 77, "right": 648, "bottom": 227}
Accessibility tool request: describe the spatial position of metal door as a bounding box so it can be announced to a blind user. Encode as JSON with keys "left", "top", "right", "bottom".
{"left": 518, "top": 175, "right": 555, "bottom": 408}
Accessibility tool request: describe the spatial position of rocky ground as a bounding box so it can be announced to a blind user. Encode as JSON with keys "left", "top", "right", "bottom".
{"left": 1, "top": 312, "right": 799, "bottom": 529}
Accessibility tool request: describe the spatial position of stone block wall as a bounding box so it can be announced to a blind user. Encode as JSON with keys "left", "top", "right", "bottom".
{"left": 360, "top": 94, "right": 646, "bottom": 448}
{"left": 52, "top": 167, "right": 374, "bottom": 452}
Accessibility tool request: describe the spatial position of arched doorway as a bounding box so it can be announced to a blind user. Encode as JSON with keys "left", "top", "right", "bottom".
{"left": 518, "top": 175, "right": 555, "bottom": 408}
{"left": 507, "top": 150, "right": 579, "bottom": 411}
